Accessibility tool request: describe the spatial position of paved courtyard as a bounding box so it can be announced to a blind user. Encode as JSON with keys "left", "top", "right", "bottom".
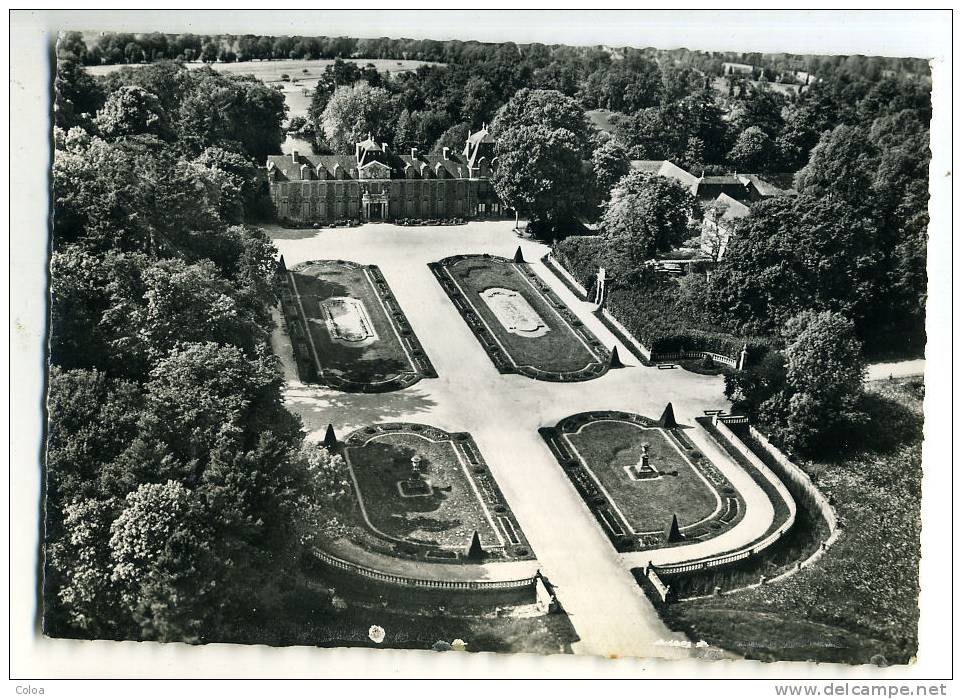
{"left": 268, "top": 221, "right": 775, "bottom": 659}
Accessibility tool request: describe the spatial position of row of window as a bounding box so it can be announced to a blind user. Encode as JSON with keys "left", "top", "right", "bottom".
{"left": 273, "top": 181, "right": 477, "bottom": 198}
{"left": 277, "top": 198, "right": 505, "bottom": 220}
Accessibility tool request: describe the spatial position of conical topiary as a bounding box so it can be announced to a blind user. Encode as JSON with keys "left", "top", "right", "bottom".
{"left": 665, "top": 513, "right": 683, "bottom": 543}
{"left": 609, "top": 345, "right": 624, "bottom": 369}
{"left": 277, "top": 254, "right": 287, "bottom": 273}
{"left": 323, "top": 423, "right": 338, "bottom": 450}
{"left": 658, "top": 402, "right": 677, "bottom": 428}
{"left": 513, "top": 246, "right": 525, "bottom": 263}
{"left": 467, "top": 531, "right": 484, "bottom": 561}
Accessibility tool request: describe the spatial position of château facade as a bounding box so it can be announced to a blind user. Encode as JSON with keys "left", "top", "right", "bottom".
{"left": 266, "top": 125, "right": 508, "bottom": 223}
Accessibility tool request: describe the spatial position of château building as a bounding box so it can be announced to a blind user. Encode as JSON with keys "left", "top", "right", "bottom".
{"left": 266, "top": 125, "right": 508, "bottom": 223}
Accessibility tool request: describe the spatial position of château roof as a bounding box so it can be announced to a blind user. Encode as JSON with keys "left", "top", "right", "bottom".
{"left": 266, "top": 150, "right": 474, "bottom": 182}
{"left": 711, "top": 192, "right": 751, "bottom": 219}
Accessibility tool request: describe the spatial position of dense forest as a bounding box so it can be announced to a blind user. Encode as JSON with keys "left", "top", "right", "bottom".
{"left": 48, "top": 43, "right": 351, "bottom": 642}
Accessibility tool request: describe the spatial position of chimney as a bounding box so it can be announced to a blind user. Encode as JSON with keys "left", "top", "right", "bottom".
{"left": 291, "top": 149, "right": 299, "bottom": 163}
{"left": 442, "top": 147, "right": 450, "bottom": 160}
{"left": 381, "top": 143, "right": 388, "bottom": 152}
{"left": 410, "top": 147, "right": 418, "bottom": 159}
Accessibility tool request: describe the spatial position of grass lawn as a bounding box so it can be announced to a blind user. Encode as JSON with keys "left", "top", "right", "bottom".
{"left": 432, "top": 255, "right": 610, "bottom": 381}
{"left": 660, "top": 378, "right": 924, "bottom": 665}
{"left": 284, "top": 260, "right": 435, "bottom": 391}
{"left": 340, "top": 424, "right": 532, "bottom": 562}
{"left": 541, "top": 412, "right": 744, "bottom": 551}
{"left": 233, "top": 577, "right": 578, "bottom": 654}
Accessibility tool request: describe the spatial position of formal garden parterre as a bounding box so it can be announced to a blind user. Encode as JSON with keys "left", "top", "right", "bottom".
{"left": 334, "top": 423, "right": 534, "bottom": 564}
{"left": 429, "top": 254, "right": 611, "bottom": 381}
{"left": 540, "top": 411, "right": 746, "bottom": 552}
{"left": 278, "top": 259, "right": 437, "bottom": 392}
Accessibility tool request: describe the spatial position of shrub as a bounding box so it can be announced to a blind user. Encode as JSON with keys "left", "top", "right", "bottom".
{"left": 553, "top": 235, "right": 606, "bottom": 289}
{"left": 552, "top": 235, "right": 778, "bottom": 363}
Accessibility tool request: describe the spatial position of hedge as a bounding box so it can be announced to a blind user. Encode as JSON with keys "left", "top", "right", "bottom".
{"left": 554, "top": 236, "right": 779, "bottom": 363}
{"left": 553, "top": 235, "right": 607, "bottom": 290}
{"left": 648, "top": 331, "right": 778, "bottom": 363}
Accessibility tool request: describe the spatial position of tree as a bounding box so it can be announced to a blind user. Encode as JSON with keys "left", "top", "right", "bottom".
{"left": 591, "top": 139, "right": 631, "bottom": 198}
{"left": 461, "top": 76, "right": 497, "bottom": 125}
{"left": 200, "top": 42, "right": 218, "bottom": 63}
{"left": 729, "top": 84, "right": 786, "bottom": 137}
{"left": 320, "top": 83, "right": 394, "bottom": 153}
{"left": 490, "top": 89, "right": 592, "bottom": 233}
{"left": 140, "top": 342, "right": 296, "bottom": 467}
{"left": 57, "top": 31, "right": 88, "bottom": 63}
{"left": 178, "top": 68, "right": 288, "bottom": 160}
{"left": 306, "top": 85, "right": 332, "bottom": 140}
{"left": 795, "top": 124, "right": 878, "bottom": 203}
{"left": 707, "top": 194, "right": 886, "bottom": 337}
{"left": 108, "top": 480, "right": 208, "bottom": 641}
{"left": 394, "top": 108, "right": 452, "bottom": 149}
{"left": 95, "top": 86, "right": 172, "bottom": 141}
{"left": 600, "top": 171, "right": 698, "bottom": 272}
{"left": 114, "top": 258, "right": 264, "bottom": 368}
{"left": 767, "top": 310, "right": 866, "bottom": 453}
{"left": 728, "top": 126, "right": 775, "bottom": 172}
{"left": 54, "top": 58, "right": 106, "bottom": 130}
{"left": 291, "top": 445, "right": 351, "bottom": 542}
{"left": 431, "top": 122, "right": 471, "bottom": 155}
{"left": 191, "top": 147, "right": 259, "bottom": 223}
{"left": 775, "top": 104, "right": 823, "bottom": 171}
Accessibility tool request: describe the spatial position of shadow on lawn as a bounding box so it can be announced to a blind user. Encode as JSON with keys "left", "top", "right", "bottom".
{"left": 832, "top": 390, "right": 924, "bottom": 458}
{"left": 289, "top": 386, "right": 439, "bottom": 437}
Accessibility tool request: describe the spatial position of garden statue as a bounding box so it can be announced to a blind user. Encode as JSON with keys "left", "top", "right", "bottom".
{"left": 593, "top": 267, "right": 608, "bottom": 307}
{"left": 411, "top": 454, "right": 422, "bottom": 475}
{"left": 635, "top": 443, "right": 651, "bottom": 477}
{"left": 738, "top": 343, "right": 749, "bottom": 371}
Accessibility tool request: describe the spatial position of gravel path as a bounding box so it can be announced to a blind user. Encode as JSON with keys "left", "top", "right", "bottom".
{"left": 270, "top": 221, "right": 776, "bottom": 659}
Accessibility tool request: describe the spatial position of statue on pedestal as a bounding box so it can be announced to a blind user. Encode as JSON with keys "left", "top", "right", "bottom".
{"left": 593, "top": 267, "right": 608, "bottom": 308}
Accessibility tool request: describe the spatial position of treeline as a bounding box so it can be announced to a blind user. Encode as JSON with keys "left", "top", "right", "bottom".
{"left": 47, "top": 53, "right": 346, "bottom": 642}
{"left": 65, "top": 31, "right": 929, "bottom": 81}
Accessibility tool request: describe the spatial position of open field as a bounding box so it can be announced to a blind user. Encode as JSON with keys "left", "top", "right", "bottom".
{"left": 431, "top": 255, "right": 610, "bottom": 381}
{"left": 283, "top": 260, "right": 435, "bottom": 391}
{"left": 85, "top": 57, "right": 442, "bottom": 80}
{"left": 338, "top": 423, "right": 532, "bottom": 564}
{"left": 660, "top": 377, "right": 924, "bottom": 664}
